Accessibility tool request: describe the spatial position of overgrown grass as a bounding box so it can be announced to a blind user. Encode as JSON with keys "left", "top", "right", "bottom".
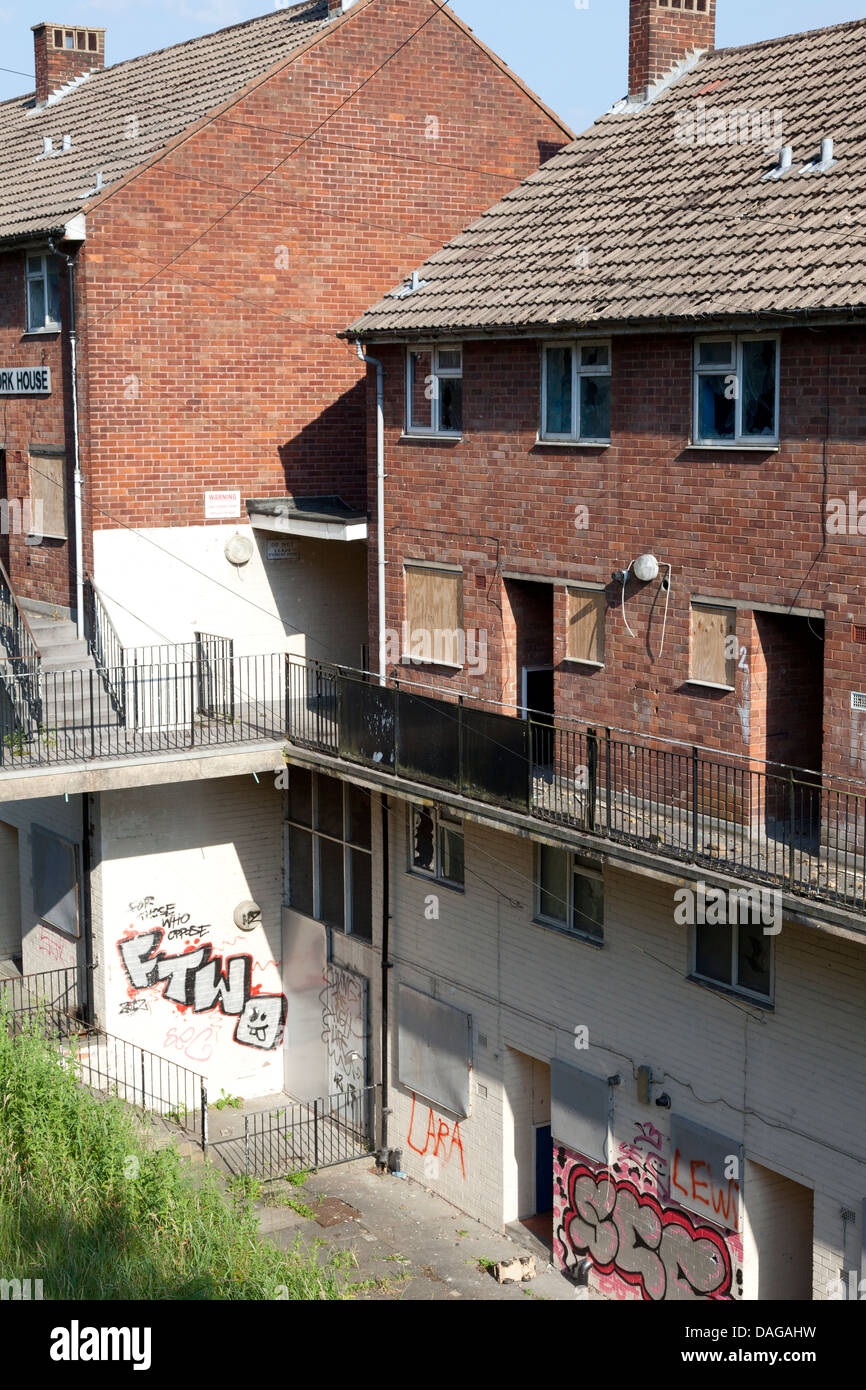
{"left": 0, "top": 1017, "right": 344, "bottom": 1300}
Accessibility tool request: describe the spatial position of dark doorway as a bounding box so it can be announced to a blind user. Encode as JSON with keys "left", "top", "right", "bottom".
{"left": 524, "top": 667, "right": 555, "bottom": 771}
{"left": 751, "top": 612, "right": 824, "bottom": 841}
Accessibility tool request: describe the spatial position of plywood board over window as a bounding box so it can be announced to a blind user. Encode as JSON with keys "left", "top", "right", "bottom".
{"left": 29, "top": 452, "right": 67, "bottom": 540}
{"left": 690, "top": 603, "right": 736, "bottom": 687}
{"left": 566, "top": 588, "right": 605, "bottom": 665}
{"left": 404, "top": 565, "right": 462, "bottom": 665}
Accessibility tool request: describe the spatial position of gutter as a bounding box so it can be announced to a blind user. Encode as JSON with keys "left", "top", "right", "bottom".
{"left": 355, "top": 341, "right": 386, "bottom": 685}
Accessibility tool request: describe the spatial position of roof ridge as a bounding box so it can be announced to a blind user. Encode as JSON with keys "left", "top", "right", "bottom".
{"left": 714, "top": 12, "right": 866, "bottom": 61}
{"left": 91, "top": 0, "right": 330, "bottom": 82}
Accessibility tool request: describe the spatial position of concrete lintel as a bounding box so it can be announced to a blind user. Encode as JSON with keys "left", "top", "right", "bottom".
{"left": 281, "top": 743, "right": 866, "bottom": 944}
{"left": 0, "top": 741, "right": 286, "bottom": 802}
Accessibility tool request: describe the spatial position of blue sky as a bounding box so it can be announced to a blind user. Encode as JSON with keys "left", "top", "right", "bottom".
{"left": 0, "top": 0, "right": 860, "bottom": 126}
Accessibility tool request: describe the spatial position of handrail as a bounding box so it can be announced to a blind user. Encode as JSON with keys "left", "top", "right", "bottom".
{"left": 0, "top": 554, "right": 41, "bottom": 663}
{"left": 84, "top": 577, "right": 126, "bottom": 722}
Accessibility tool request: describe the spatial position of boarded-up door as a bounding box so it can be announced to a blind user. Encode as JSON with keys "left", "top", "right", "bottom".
{"left": 321, "top": 964, "right": 367, "bottom": 1102}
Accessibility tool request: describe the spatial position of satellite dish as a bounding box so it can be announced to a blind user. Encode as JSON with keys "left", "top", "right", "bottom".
{"left": 225, "top": 533, "right": 253, "bottom": 567}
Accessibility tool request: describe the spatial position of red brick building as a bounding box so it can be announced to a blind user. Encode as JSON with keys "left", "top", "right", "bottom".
{"left": 0, "top": 0, "right": 570, "bottom": 657}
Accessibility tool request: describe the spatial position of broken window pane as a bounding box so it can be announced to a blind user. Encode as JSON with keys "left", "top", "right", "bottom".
{"left": 737, "top": 921, "right": 771, "bottom": 995}
{"left": 411, "top": 806, "right": 435, "bottom": 873}
{"left": 572, "top": 867, "right": 604, "bottom": 941}
{"left": 545, "top": 347, "right": 572, "bottom": 433}
{"left": 438, "top": 820, "right": 464, "bottom": 886}
{"left": 741, "top": 339, "right": 777, "bottom": 436}
{"left": 439, "top": 376, "right": 462, "bottom": 432}
{"left": 699, "top": 340, "right": 734, "bottom": 367}
{"left": 580, "top": 374, "right": 611, "bottom": 439}
{"left": 580, "top": 344, "right": 609, "bottom": 369}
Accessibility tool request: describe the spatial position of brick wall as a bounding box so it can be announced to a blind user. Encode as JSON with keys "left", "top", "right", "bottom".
{"left": 70, "top": 0, "right": 568, "bottom": 551}
{"left": 368, "top": 328, "right": 866, "bottom": 785}
{"left": 0, "top": 248, "right": 77, "bottom": 610}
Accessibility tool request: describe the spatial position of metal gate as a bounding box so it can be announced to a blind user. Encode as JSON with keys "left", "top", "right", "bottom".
{"left": 242, "top": 1083, "right": 377, "bottom": 1178}
{"left": 195, "top": 632, "right": 235, "bottom": 721}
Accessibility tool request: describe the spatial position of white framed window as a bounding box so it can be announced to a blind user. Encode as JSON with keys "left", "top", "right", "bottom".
{"left": 541, "top": 341, "right": 611, "bottom": 442}
{"left": 286, "top": 768, "right": 372, "bottom": 939}
{"left": 691, "top": 917, "right": 773, "bottom": 1003}
{"left": 25, "top": 253, "right": 61, "bottom": 333}
{"left": 409, "top": 803, "right": 464, "bottom": 889}
{"left": 535, "top": 843, "right": 603, "bottom": 943}
{"left": 693, "top": 335, "right": 779, "bottom": 444}
{"left": 405, "top": 345, "right": 462, "bottom": 436}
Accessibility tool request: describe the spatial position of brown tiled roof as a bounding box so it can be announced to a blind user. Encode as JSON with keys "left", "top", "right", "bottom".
{"left": 0, "top": 1, "right": 335, "bottom": 243}
{"left": 347, "top": 17, "right": 866, "bottom": 337}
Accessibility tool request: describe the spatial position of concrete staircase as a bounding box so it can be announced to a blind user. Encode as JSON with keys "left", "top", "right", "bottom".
{"left": 18, "top": 604, "right": 120, "bottom": 731}
{"left": 20, "top": 606, "right": 95, "bottom": 674}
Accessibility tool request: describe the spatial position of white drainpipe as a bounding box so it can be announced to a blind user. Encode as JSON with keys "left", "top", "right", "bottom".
{"left": 356, "top": 341, "right": 386, "bottom": 686}
{"left": 50, "top": 237, "right": 85, "bottom": 638}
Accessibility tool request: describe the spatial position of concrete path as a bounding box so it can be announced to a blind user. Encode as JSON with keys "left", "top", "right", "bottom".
{"left": 248, "top": 1159, "right": 599, "bottom": 1301}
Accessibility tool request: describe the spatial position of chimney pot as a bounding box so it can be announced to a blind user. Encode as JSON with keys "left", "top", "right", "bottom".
{"left": 628, "top": 0, "right": 716, "bottom": 101}
{"left": 32, "top": 21, "right": 106, "bottom": 105}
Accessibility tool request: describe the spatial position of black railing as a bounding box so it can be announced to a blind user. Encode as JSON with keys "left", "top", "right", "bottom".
{"left": 285, "top": 657, "right": 866, "bottom": 914}
{"left": 242, "top": 1085, "right": 377, "bottom": 1179}
{"left": 84, "top": 577, "right": 126, "bottom": 722}
{"left": 67, "top": 1025, "right": 207, "bottom": 1151}
{"left": 0, "top": 963, "right": 94, "bottom": 1034}
{"left": 0, "top": 653, "right": 285, "bottom": 767}
{"left": 195, "top": 632, "right": 235, "bottom": 721}
{"left": 0, "top": 555, "right": 42, "bottom": 731}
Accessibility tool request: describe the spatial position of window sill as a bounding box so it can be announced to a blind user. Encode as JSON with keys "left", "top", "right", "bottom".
{"left": 686, "top": 441, "right": 779, "bottom": 452}
{"left": 400, "top": 432, "right": 462, "bottom": 444}
{"left": 400, "top": 657, "right": 462, "bottom": 672}
{"left": 407, "top": 867, "right": 465, "bottom": 894}
{"left": 687, "top": 973, "right": 773, "bottom": 1010}
{"left": 563, "top": 658, "right": 605, "bottom": 670}
{"left": 532, "top": 915, "right": 603, "bottom": 948}
{"left": 22, "top": 327, "right": 60, "bottom": 338}
{"left": 535, "top": 436, "right": 610, "bottom": 449}
{"left": 685, "top": 679, "right": 735, "bottom": 693}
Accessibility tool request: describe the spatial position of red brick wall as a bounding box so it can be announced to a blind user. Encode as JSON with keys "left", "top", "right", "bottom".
{"left": 72, "top": 0, "right": 568, "bottom": 541}
{"left": 33, "top": 24, "right": 105, "bottom": 104}
{"left": 367, "top": 327, "right": 866, "bottom": 786}
{"left": 0, "top": 248, "right": 77, "bottom": 610}
{"left": 628, "top": 0, "right": 715, "bottom": 97}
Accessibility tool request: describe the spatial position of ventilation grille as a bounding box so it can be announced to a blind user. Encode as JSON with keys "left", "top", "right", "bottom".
{"left": 852, "top": 692, "right": 866, "bottom": 712}
{"left": 854, "top": 624, "right": 866, "bottom": 644}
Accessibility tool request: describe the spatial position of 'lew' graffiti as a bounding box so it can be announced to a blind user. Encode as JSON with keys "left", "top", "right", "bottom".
{"left": 556, "top": 1159, "right": 734, "bottom": 1301}
{"left": 118, "top": 929, "right": 287, "bottom": 1050}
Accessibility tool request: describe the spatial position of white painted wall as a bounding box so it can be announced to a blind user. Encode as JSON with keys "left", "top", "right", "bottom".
{"left": 742, "top": 1160, "right": 814, "bottom": 1300}
{"left": 383, "top": 798, "right": 866, "bottom": 1298}
{"left": 96, "top": 776, "right": 286, "bottom": 1102}
{"left": 93, "top": 524, "right": 367, "bottom": 666}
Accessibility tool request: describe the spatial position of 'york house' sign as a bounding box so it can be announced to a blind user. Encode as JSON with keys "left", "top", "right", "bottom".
{"left": 0, "top": 366, "right": 51, "bottom": 395}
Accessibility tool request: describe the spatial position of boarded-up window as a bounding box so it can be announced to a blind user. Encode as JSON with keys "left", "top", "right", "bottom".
{"left": 32, "top": 826, "right": 79, "bottom": 938}
{"left": 690, "top": 603, "right": 736, "bottom": 687}
{"left": 404, "top": 565, "right": 462, "bottom": 665}
{"left": 29, "top": 452, "right": 67, "bottom": 539}
{"left": 566, "top": 588, "right": 605, "bottom": 664}
{"left": 398, "top": 984, "right": 472, "bottom": 1117}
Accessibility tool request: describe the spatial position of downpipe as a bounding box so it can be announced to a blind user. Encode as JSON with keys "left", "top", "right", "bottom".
{"left": 355, "top": 341, "right": 386, "bottom": 685}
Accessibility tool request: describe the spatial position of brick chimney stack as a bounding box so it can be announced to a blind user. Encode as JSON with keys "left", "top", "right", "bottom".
{"left": 32, "top": 22, "right": 106, "bottom": 105}
{"left": 628, "top": 0, "right": 715, "bottom": 101}
{"left": 327, "top": 0, "right": 361, "bottom": 14}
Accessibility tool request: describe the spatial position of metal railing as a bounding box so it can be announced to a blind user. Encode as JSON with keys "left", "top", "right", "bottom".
{"left": 0, "top": 555, "right": 42, "bottom": 731}
{"left": 285, "top": 657, "right": 866, "bottom": 914}
{"left": 242, "top": 1084, "right": 377, "bottom": 1179}
{"left": 66, "top": 1025, "right": 207, "bottom": 1151}
{"left": 0, "top": 652, "right": 285, "bottom": 767}
{"left": 0, "top": 963, "right": 93, "bottom": 1035}
{"left": 84, "top": 577, "right": 126, "bottom": 722}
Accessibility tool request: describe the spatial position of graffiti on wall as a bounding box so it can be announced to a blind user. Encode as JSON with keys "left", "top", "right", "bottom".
{"left": 320, "top": 965, "right": 365, "bottom": 1098}
{"left": 117, "top": 926, "right": 287, "bottom": 1051}
{"left": 614, "top": 1120, "right": 669, "bottom": 1202}
{"left": 406, "top": 1091, "right": 466, "bottom": 1179}
{"left": 555, "top": 1157, "right": 736, "bottom": 1301}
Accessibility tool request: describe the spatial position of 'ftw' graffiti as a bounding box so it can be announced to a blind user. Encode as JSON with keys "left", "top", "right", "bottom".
{"left": 118, "top": 929, "right": 287, "bottom": 1050}
{"left": 556, "top": 1161, "right": 734, "bottom": 1301}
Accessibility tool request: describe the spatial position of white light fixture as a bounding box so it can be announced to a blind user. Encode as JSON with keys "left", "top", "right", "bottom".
{"left": 633, "top": 553, "right": 660, "bottom": 583}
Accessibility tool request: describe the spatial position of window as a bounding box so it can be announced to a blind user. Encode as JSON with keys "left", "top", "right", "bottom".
{"left": 286, "top": 769, "right": 372, "bottom": 939}
{"left": 26, "top": 253, "right": 61, "bottom": 332}
{"left": 406, "top": 345, "right": 462, "bottom": 435}
{"left": 693, "top": 919, "right": 772, "bottom": 1001}
{"left": 693, "top": 336, "right": 779, "bottom": 444}
{"left": 404, "top": 564, "right": 462, "bottom": 665}
{"left": 689, "top": 602, "right": 736, "bottom": 689}
{"left": 32, "top": 826, "right": 79, "bottom": 938}
{"left": 409, "top": 804, "right": 464, "bottom": 888}
{"left": 566, "top": 587, "right": 605, "bottom": 665}
{"left": 29, "top": 451, "right": 67, "bottom": 540}
{"left": 535, "top": 844, "right": 603, "bottom": 943}
{"left": 542, "top": 342, "right": 611, "bottom": 442}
